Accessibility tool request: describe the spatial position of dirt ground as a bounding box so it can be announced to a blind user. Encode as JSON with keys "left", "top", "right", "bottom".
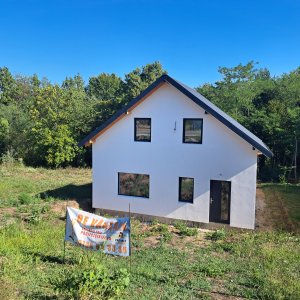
{"left": 255, "top": 188, "right": 274, "bottom": 231}
{"left": 0, "top": 187, "right": 279, "bottom": 234}
{"left": 53, "top": 187, "right": 275, "bottom": 236}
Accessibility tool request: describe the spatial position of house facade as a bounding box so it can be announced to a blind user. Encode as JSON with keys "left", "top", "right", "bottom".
{"left": 79, "top": 75, "right": 272, "bottom": 229}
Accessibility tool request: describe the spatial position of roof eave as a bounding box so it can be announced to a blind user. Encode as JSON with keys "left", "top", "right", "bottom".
{"left": 78, "top": 75, "right": 168, "bottom": 147}
{"left": 164, "top": 76, "right": 273, "bottom": 158}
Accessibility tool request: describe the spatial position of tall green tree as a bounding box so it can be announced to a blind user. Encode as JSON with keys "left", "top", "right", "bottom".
{"left": 0, "top": 67, "right": 16, "bottom": 105}
{"left": 29, "top": 85, "right": 78, "bottom": 167}
{"left": 0, "top": 62, "right": 298, "bottom": 179}
{"left": 124, "top": 61, "right": 166, "bottom": 101}
{"left": 85, "top": 73, "right": 124, "bottom": 127}
{"left": 197, "top": 62, "right": 300, "bottom": 180}
{"left": 86, "top": 73, "right": 123, "bottom": 101}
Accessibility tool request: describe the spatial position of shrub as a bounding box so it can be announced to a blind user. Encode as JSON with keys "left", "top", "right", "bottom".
{"left": 209, "top": 229, "right": 227, "bottom": 241}
{"left": 0, "top": 149, "right": 23, "bottom": 168}
{"left": 161, "top": 231, "right": 172, "bottom": 242}
{"left": 151, "top": 218, "right": 158, "bottom": 226}
{"left": 174, "top": 221, "right": 198, "bottom": 237}
{"left": 151, "top": 224, "right": 172, "bottom": 242}
{"left": 153, "top": 223, "right": 169, "bottom": 234}
{"left": 18, "top": 193, "right": 34, "bottom": 205}
{"left": 18, "top": 203, "right": 49, "bottom": 224}
{"left": 26, "top": 206, "right": 44, "bottom": 224}
{"left": 53, "top": 261, "right": 130, "bottom": 299}
{"left": 194, "top": 255, "right": 231, "bottom": 278}
{"left": 0, "top": 149, "right": 16, "bottom": 165}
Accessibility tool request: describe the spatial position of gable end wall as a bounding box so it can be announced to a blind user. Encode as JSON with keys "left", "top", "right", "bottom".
{"left": 92, "top": 83, "right": 258, "bottom": 229}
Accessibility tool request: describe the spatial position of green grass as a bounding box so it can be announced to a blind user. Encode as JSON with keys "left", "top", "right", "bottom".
{"left": 0, "top": 166, "right": 300, "bottom": 299}
{"left": 261, "top": 183, "right": 300, "bottom": 232}
{"left": 1, "top": 217, "right": 299, "bottom": 299}
{"left": 0, "top": 165, "right": 92, "bottom": 207}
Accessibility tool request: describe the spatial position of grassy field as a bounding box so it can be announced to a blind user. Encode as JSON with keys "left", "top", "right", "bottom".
{"left": 0, "top": 165, "right": 299, "bottom": 299}
{"left": 260, "top": 184, "right": 300, "bottom": 232}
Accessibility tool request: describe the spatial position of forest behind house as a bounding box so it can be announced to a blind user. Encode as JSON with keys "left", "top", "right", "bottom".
{"left": 0, "top": 61, "right": 299, "bottom": 182}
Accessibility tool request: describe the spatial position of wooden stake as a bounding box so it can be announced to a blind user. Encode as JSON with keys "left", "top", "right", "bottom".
{"left": 295, "top": 135, "right": 298, "bottom": 182}
{"left": 63, "top": 240, "right": 66, "bottom": 264}
{"left": 129, "top": 203, "right": 132, "bottom": 273}
{"left": 63, "top": 205, "right": 68, "bottom": 264}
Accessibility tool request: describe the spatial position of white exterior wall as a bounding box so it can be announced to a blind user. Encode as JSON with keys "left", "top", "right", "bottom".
{"left": 92, "top": 83, "right": 258, "bottom": 229}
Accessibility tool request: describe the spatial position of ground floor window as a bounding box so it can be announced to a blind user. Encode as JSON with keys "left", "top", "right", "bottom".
{"left": 179, "top": 177, "right": 194, "bottom": 203}
{"left": 118, "top": 172, "right": 149, "bottom": 198}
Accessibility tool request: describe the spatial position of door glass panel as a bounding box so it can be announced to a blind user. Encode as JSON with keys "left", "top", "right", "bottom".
{"left": 220, "top": 182, "right": 230, "bottom": 221}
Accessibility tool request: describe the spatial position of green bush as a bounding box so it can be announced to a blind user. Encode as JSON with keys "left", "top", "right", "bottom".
{"left": 17, "top": 203, "right": 49, "bottom": 224}
{"left": 151, "top": 224, "right": 172, "bottom": 242}
{"left": 209, "top": 229, "right": 227, "bottom": 241}
{"left": 26, "top": 206, "right": 46, "bottom": 224}
{"left": 194, "top": 255, "right": 231, "bottom": 278}
{"left": 18, "top": 193, "right": 34, "bottom": 205}
{"left": 151, "top": 218, "right": 158, "bottom": 226}
{"left": 174, "top": 221, "right": 198, "bottom": 237}
{"left": 161, "top": 231, "right": 172, "bottom": 242}
{"left": 53, "top": 261, "right": 130, "bottom": 299}
{"left": 153, "top": 223, "right": 169, "bottom": 234}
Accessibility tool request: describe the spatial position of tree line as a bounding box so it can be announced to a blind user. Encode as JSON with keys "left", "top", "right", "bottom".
{"left": 0, "top": 61, "right": 299, "bottom": 181}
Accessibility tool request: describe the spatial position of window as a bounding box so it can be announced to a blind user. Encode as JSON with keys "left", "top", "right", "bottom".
{"left": 118, "top": 172, "right": 149, "bottom": 198}
{"left": 134, "top": 118, "right": 151, "bottom": 142}
{"left": 183, "top": 118, "right": 203, "bottom": 144}
{"left": 179, "top": 177, "right": 194, "bottom": 203}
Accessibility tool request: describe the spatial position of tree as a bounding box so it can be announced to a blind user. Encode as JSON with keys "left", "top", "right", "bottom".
{"left": 29, "top": 85, "right": 78, "bottom": 167}
{"left": 0, "top": 117, "right": 9, "bottom": 154}
{"left": 0, "top": 67, "right": 16, "bottom": 105}
{"left": 86, "top": 73, "right": 123, "bottom": 101}
{"left": 124, "top": 61, "right": 166, "bottom": 101}
{"left": 197, "top": 62, "right": 300, "bottom": 181}
{"left": 0, "top": 62, "right": 298, "bottom": 180}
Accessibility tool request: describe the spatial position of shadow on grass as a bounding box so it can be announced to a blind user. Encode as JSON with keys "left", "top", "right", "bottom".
{"left": 39, "top": 183, "right": 92, "bottom": 211}
{"left": 24, "top": 293, "right": 58, "bottom": 300}
{"left": 26, "top": 251, "right": 77, "bottom": 265}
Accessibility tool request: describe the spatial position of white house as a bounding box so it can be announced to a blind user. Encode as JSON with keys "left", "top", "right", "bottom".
{"left": 79, "top": 75, "right": 272, "bottom": 229}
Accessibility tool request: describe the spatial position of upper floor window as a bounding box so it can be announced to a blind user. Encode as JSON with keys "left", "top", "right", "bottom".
{"left": 135, "top": 118, "right": 151, "bottom": 142}
{"left": 183, "top": 118, "right": 203, "bottom": 144}
{"left": 179, "top": 177, "right": 194, "bottom": 203}
{"left": 118, "top": 172, "right": 149, "bottom": 198}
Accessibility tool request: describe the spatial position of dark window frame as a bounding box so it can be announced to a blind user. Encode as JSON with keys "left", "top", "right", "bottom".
{"left": 182, "top": 118, "right": 203, "bottom": 144}
{"left": 118, "top": 172, "right": 150, "bottom": 198}
{"left": 178, "top": 177, "right": 194, "bottom": 203}
{"left": 134, "top": 118, "right": 151, "bottom": 142}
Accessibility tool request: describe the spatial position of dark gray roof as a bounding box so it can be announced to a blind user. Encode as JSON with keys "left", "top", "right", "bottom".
{"left": 79, "top": 74, "right": 273, "bottom": 158}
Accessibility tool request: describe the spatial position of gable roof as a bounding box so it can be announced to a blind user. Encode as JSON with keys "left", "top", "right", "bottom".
{"left": 79, "top": 74, "right": 273, "bottom": 158}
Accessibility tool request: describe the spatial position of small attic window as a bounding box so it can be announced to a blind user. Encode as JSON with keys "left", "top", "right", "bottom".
{"left": 134, "top": 118, "right": 151, "bottom": 142}
{"left": 183, "top": 118, "right": 203, "bottom": 144}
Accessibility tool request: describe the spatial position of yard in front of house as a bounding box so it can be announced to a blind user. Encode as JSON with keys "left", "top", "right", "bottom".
{"left": 0, "top": 165, "right": 299, "bottom": 299}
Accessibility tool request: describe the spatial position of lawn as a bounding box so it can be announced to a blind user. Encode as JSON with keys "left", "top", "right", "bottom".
{"left": 0, "top": 165, "right": 92, "bottom": 208}
{"left": 260, "top": 183, "right": 300, "bottom": 232}
{"left": 0, "top": 165, "right": 299, "bottom": 299}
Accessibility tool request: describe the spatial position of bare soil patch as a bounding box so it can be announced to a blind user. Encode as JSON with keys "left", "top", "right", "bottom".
{"left": 255, "top": 188, "right": 273, "bottom": 231}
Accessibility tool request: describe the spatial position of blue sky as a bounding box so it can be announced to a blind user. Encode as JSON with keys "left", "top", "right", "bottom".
{"left": 0, "top": 0, "right": 299, "bottom": 87}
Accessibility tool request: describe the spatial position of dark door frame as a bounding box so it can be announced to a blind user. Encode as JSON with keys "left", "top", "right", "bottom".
{"left": 209, "top": 180, "right": 231, "bottom": 224}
